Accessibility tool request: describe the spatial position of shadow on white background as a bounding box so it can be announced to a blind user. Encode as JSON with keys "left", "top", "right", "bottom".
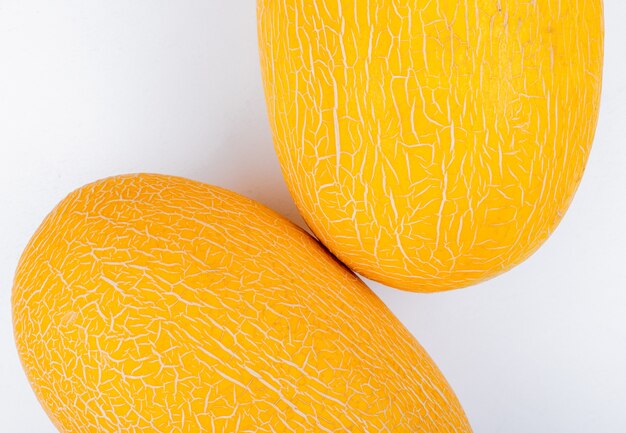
{"left": 0, "top": 1, "right": 625, "bottom": 432}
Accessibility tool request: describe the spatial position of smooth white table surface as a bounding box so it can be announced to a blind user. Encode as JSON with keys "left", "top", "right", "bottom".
{"left": 1, "top": 2, "right": 625, "bottom": 432}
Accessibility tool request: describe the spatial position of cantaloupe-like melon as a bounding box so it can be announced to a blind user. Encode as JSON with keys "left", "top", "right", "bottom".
{"left": 258, "top": 0, "right": 604, "bottom": 292}
{"left": 13, "top": 174, "right": 471, "bottom": 432}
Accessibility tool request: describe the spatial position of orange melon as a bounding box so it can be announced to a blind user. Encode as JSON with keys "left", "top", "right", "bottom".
{"left": 258, "top": 0, "right": 604, "bottom": 292}
{"left": 13, "top": 174, "right": 471, "bottom": 432}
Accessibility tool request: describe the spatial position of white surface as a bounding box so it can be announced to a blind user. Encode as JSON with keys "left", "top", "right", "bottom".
{"left": 0, "top": 1, "right": 624, "bottom": 432}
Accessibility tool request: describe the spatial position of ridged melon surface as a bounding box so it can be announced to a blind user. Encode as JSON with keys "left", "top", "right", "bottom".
{"left": 13, "top": 174, "right": 471, "bottom": 432}
{"left": 258, "top": 0, "right": 604, "bottom": 292}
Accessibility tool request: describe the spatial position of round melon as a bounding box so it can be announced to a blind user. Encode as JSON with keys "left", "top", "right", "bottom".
{"left": 257, "top": 0, "right": 604, "bottom": 292}
{"left": 13, "top": 174, "right": 471, "bottom": 432}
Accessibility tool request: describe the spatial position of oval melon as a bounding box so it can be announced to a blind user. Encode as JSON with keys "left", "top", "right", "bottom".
{"left": 13, "top": 174, "right": 471, "bottom": 432}
{"left": 258, "top": 0, "right": 604, "bottom": 292}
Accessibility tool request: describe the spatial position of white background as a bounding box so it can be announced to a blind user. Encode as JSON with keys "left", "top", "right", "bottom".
{"left": 0, "top": 1, "right": 624, "bottom": 432}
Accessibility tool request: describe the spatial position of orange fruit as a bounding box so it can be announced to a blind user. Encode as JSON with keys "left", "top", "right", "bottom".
{"left": 13, "top": 174, "right": 471, "bottom": 432}
{"left": 258, "top": 0, "right": 604, "bottom": 292}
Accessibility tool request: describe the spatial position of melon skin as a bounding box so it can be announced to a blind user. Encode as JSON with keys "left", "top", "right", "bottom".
{"left": 13, "top": 174, "right": 471, "bottom": 432}
{"left": 258, "top": 0, "right": 604, "bottom": 292}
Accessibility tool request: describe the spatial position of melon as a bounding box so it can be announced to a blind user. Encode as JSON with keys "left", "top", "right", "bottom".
{"left": 13, "top": 174, "right": 471, "bottom": 432}
{"left": 258, "top": 0, "right": 604, "bottom": 292}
